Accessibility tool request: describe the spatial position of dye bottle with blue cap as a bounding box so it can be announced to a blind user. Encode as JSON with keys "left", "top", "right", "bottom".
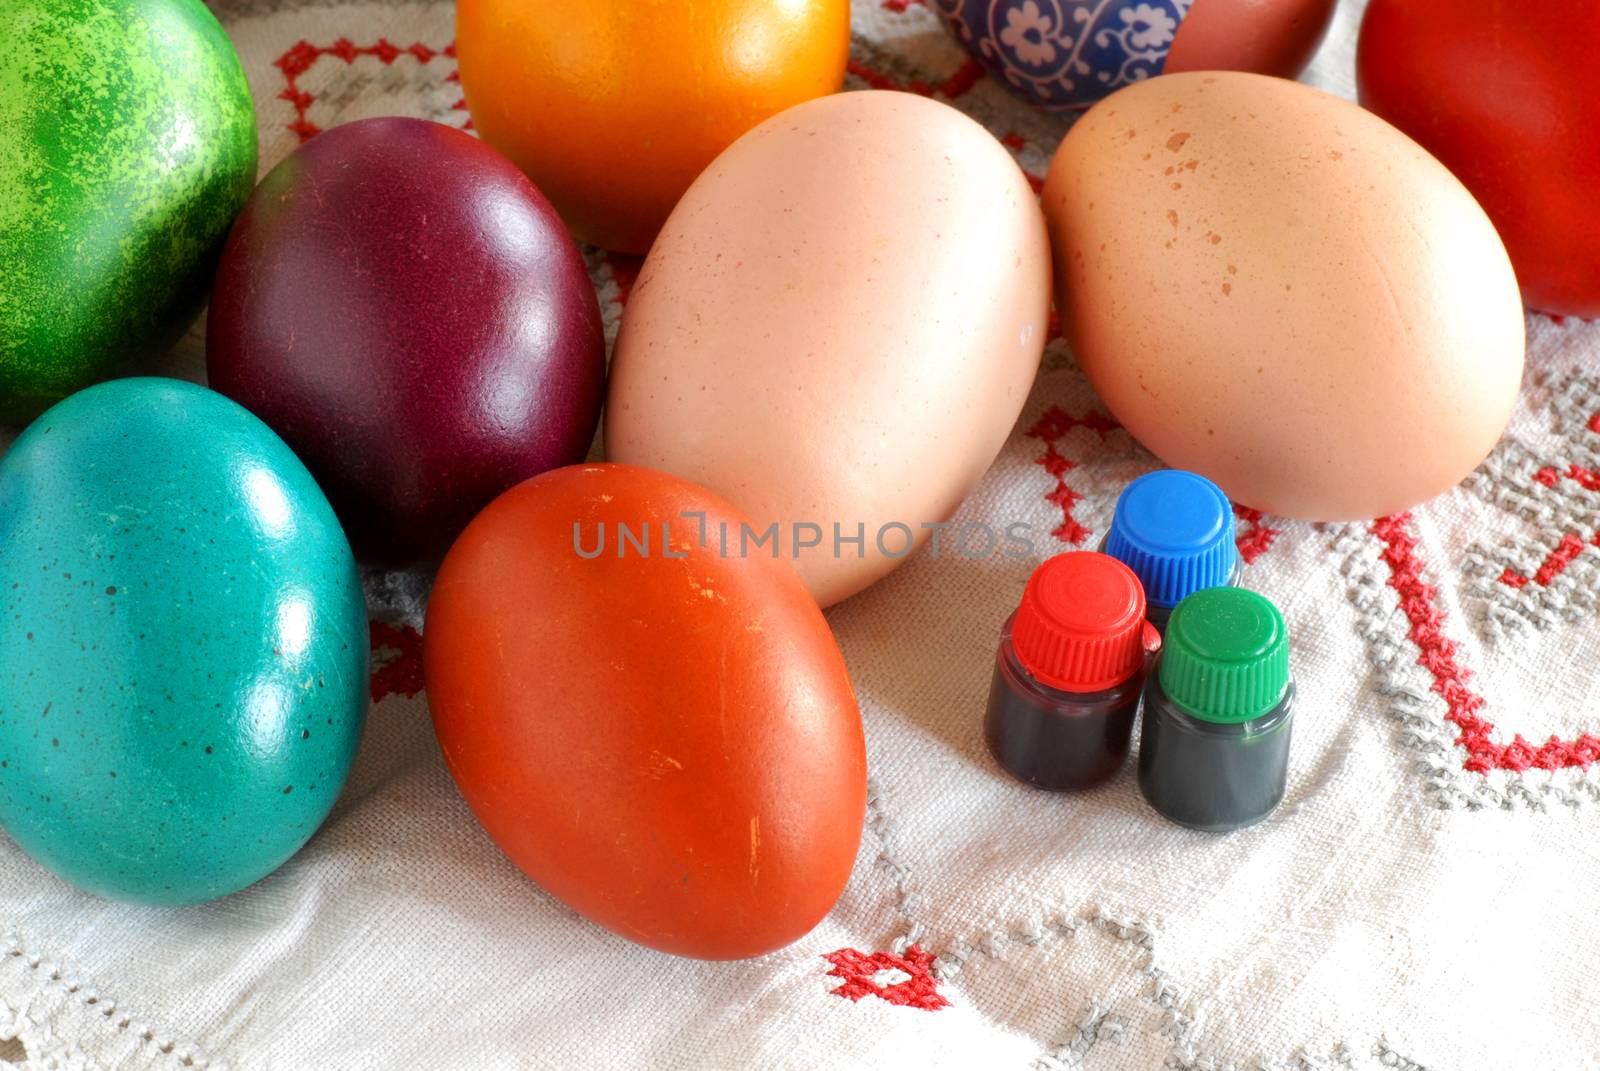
{"left": 1137, "top": 586, "right": 1295, "bottom": 831}
{"left": 1102, "top": 470, "right": 1242, "bottom": 633}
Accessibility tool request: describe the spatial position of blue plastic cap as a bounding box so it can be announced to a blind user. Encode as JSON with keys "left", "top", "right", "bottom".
{"left": 1104, "top": 470, "right": 1239, "bottom": 611}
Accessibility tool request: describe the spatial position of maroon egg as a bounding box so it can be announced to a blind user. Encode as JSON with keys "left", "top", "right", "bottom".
{"left": 206, "top": 117, "right": 605, "bottom": 564}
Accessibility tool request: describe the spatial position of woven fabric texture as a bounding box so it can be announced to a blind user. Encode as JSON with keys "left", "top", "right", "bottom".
{"left": 1, "top": 1, "right": 1597, "bottom": 1068}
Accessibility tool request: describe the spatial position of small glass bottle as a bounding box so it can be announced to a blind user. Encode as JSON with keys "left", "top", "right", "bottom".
{"left": 1102, "top": 469, "right": 1243, "bottom": 634}
{"left": 984, "top": 553, "right": 1160, "bottom": 792}
{"left": 1137, "top": 586, "right": 1295, "bottom": 831}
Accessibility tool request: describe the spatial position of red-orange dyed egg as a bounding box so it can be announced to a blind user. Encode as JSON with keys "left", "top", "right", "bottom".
{"left": 1359, "top": 0, "right": 1600, "bottom": 318}
{"left": 423, "top": 463, "right": 867, "bottom": 959}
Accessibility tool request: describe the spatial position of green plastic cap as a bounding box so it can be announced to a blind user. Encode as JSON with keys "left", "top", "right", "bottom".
{"left": 1158, "top": 587, "right": 1290, "bottom": 724}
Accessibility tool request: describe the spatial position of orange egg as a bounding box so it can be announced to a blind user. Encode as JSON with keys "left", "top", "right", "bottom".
{"left": 455, "top": 0, "right": 850, "bottom": 254}
{"left": 424, "top": 463, "right": 867, "bottom": 959}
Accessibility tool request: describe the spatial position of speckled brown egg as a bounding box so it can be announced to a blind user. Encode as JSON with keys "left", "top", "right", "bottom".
{"left": 1042, "top": 72, "right": 1525, "bottom": 521}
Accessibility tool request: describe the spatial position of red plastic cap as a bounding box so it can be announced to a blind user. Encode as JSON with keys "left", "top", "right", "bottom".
{"left": 1011, "top": 552, "right": 1156, "bottom": 693}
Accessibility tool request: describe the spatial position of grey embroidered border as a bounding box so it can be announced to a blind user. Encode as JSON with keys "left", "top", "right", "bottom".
{"left": 865, "top": 778, "right": 928, "bottom": 952}
{"left": 863, "top": 776, "right": 1426, "bottom": 1070}
{"left": 937, "top": 906, "right": 1423, "bottom": 1071}
{"left": 0, "top": 930, "right": 219, "bottom": 1071}
{"left": 1460, "top": 372, "right": 1600, "bottom": 638}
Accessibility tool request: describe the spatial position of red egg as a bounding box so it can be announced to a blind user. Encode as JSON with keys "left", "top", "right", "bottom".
{"left": 207, "top": 118, "right": 605, "bottom": 563}
{"left": 424, "top": 464, "right": 867, "bottom": 960}
{"left": 1359, "top": 0, "right": 1600, "bottom": 318}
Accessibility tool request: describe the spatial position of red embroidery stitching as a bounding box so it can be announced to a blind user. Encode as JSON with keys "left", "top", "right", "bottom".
{"left": 1232, "top": 505, "right": 1281, "bottom": 565}
{"left": 881, "top": 0, "right": 926, "bottom": 9}
{"left": 1026, "top": 406, "right": 1121, "bottom": 547}
{"left": 1566, "top": 464, "right": 1600, "bottom": 492}
{"left": 1041, "top": 444, "right": 1089, "bottom": 545}
{"left": 1498, "top": 568, "right": 1530, "bottom": 590}
{"left": 823, "top": 946, "right": 950, "bottom": 1010}
{"left": 1499, "top": 531, "right": 1600, "bottom": 589}
{"left": 444, "top": 57, "right": 470, "bottom": 126}
{"left": 603, "top": 252, "right": 642, "bottom": 307}
{"left": 1498, "top": 448, "right": 1600, "bottom": 588}
{"left": 1533, "top": 533, "right": 1590, "bottom": 585}
{"left": 370, "top": 621, "right": 425, "bottom": 702}
{"left": 274, "top": 38, "right": 466, "bottom": 143}
{"left": 1025, "top": 408, "right": 1282, "bottom": 561}
{"left": 1028, "top": 406, "right": 1121, "bottom": 443}
{"left": 846, "top": 57, "right": 984, "bottom": 100}
{"left": 1372, "top": 514, "right": 1600, "bottom": 773}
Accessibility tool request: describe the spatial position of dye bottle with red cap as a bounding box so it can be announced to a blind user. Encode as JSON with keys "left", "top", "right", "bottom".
{"left": 984, "top": 553, "right": 1160, "bottom": 792}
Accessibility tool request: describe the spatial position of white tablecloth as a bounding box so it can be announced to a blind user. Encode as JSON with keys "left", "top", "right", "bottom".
{"left": 2, "top": 1, "right": 1597, "bottom": 1067}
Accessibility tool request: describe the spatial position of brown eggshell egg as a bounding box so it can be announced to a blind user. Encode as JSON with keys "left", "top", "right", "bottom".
{"left": 607, "top": 91, "right": 1051, "bottom": 607}
{"left": 1166, "top": 0, "right": 1338, "bottom": 82}
{"left": 1042, "top": 72, "right": 1525, "bottom": 521}
{"left": 424, "top": 463, "right": 867, "bottom": 960}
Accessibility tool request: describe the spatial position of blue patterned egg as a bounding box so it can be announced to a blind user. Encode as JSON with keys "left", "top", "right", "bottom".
{"left": 0, "top": 378, "right": 368, "bottom": 905}
{"left": 931, "top": 0, "right": 1336, "bottom": 112}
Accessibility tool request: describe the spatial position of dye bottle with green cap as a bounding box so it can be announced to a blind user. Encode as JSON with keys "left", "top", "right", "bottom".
{"left": 1102, "top": 469, "right": 1242, "bottom": 634}
{"left": 1137, "top": 586, "right": 1294, "bottom": 831}
{"left": 984, "top": 552, "right": 1161, "bottom": 792}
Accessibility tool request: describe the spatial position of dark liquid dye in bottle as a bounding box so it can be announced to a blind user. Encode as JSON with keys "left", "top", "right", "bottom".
{"left": 982, "top": 553, "right": 1157, "bottom": 793}
{"left": 1135, "top": 586, "right": 1295, "bottom": 831}
{"left": 1138, "top": 681, "right": 1295, "bottom": 831}
{"left": 984, "top": 613, "right": 1147, "bottom": 791}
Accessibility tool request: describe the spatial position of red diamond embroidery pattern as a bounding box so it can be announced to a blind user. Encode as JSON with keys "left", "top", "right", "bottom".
{"left": 823, "top": 946, "right": 950, "bottom": 1011}
{"left": 370, "top": 621, "right": 425, "bottom": 703}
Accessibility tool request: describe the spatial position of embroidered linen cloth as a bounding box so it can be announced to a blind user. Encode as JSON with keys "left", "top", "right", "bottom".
{"left": 2, "top": 2, "right": 1597, "bottom": 1067}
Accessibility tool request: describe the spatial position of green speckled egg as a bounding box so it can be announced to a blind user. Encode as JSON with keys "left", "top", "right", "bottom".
{"left": 0, "top": 378, "right": 367, "bottom": 905}
{"left": 0, "top": 0, "right": 257, "bottom": 424}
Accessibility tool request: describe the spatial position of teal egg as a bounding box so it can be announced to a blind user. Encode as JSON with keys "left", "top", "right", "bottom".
{"left": 0, "top": 0, "right": 258, "bottom": 424}
{"left": 0, "top": 378, "right": 367, "bottom": 905}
